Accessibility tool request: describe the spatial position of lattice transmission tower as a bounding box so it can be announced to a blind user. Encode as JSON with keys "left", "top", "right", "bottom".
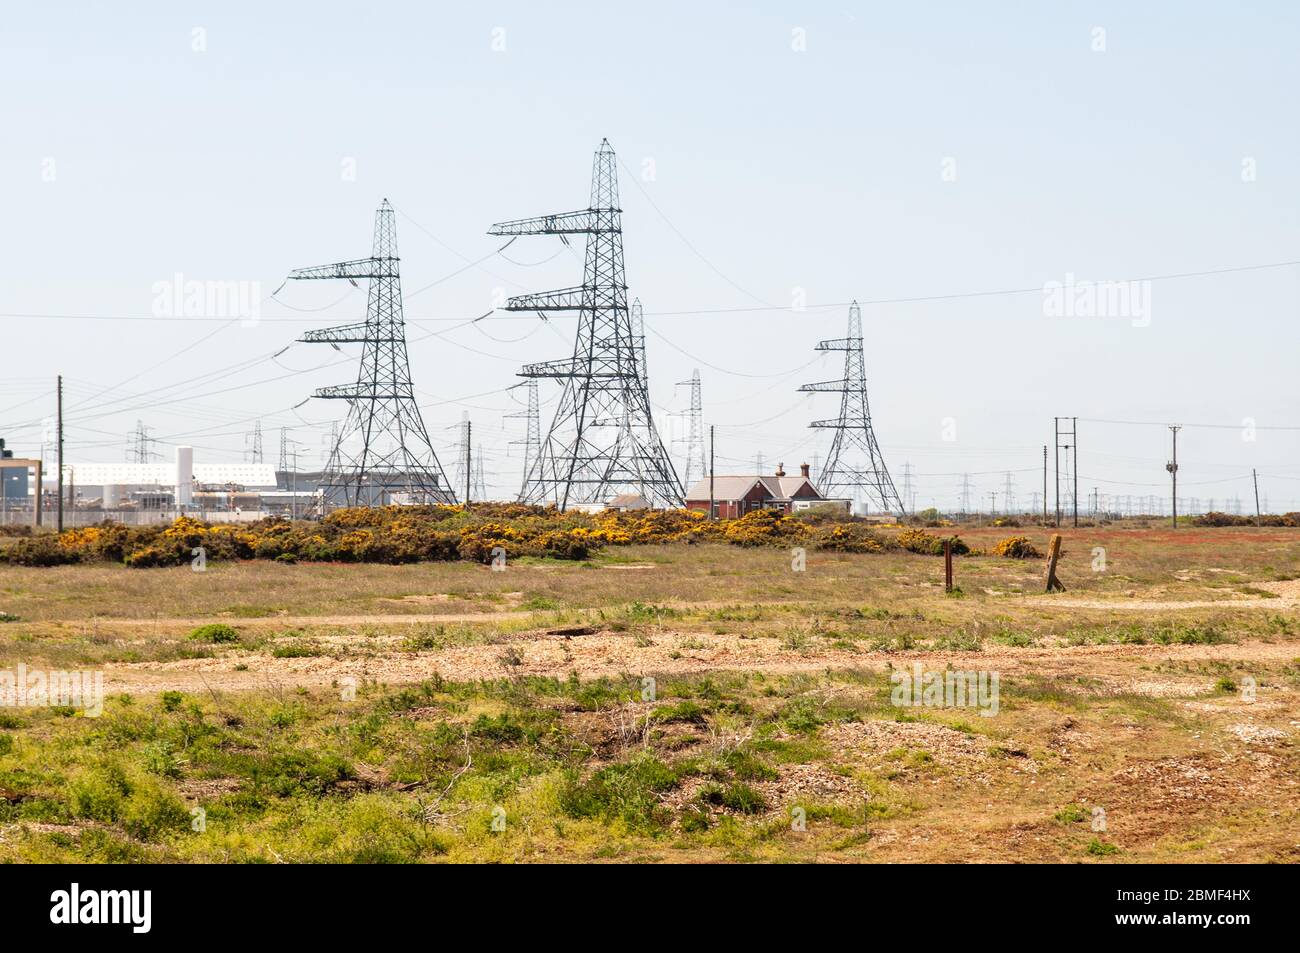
{"left": 278, "top": 427, "right": 290, "bottom": 475}
{"left": 674, "top": 369, "right": 705, "bottom": 488}
{"left": 630, "top": 297, "right": 649, "bottom": 384}
{"left": 130, "top": 420, "right": 158, "bottom": 464}
{"left": 488, "top": 140, "right": 682, "bottom": 509}
{"left": 245, "top": 420, "right": 264, "bottom": 464}
{"left": 292, "top": 199, "right": 455, "bottom": 506}
{"left": 505, "top": 380, "right": 541, "bottom": 499}
{"left": 799, "top": 301, "right": 905, "bottom": 516}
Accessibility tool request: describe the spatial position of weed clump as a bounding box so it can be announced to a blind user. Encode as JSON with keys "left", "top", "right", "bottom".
{"left": 992, "top": 536, "right": 1042, "bottom": 559}
{"left": 189, "top": 623, "right": 239, "bottom": 644}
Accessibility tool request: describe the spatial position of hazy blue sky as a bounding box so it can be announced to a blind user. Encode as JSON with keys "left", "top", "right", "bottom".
{"left": 1, "top": 1, "right": 1297, "bottom": 511}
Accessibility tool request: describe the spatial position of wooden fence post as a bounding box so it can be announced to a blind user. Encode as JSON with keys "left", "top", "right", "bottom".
{"left": 944, "top": 539, "right": 953, "bottom": 593}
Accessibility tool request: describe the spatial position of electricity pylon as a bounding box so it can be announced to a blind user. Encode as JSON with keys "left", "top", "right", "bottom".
{"left": 245, "top": 420, "right": 264, "bottom": 464}
{"left": 799, "top": 301, "right": 905, "bottom": 516}
{"left": 674, "top": 369, "right": 705, "bottom": 488}
{"left": 293, "top": 199, "right": 455, "bottom": 506}
{"left": 472, "top": 452, "right": 488, "bottom": 501}
{"left": 130, "top": 420, "right": 157, "bottom": 464}
{"left": 630, "top": 297, "right": 649, "bottom": 383}
{"left": 489, "top": 139, "right": 682, "bottom": 509}
{"left": 505, "top": 380, "right": 541, "bottom": 500}
{"left": 278, "top": 431, "right": 291, "bottom": 491}
{"left": 450, "top": 413, "right": 470, "bottom": 500}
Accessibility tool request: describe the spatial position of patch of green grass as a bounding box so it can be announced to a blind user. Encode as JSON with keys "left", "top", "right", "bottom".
{"left": 1086, "top": 838, "right": 1120, "bottom": 856}
{"left": 559, "top": 755, "right": 684, "bottom": 831}
{"left": 216, "top": 605, "right": 280, "bottom": 618}
{"left": 698, "top": 781, "right": 767, "bottom": 815}
{"left": 625, "top": 602, "right": 681, "bottom": 623}
{"left": 930, "top": 629, "right": 983, "bottom": 651}
{"left": 271, "top": 641, "right": 324, "bottom": 658}
{"left": 651, "top": 700, "right": 710, "bottom": 725}
{"left": 1054, "top": 804, "right": 1088, "bottom": 824}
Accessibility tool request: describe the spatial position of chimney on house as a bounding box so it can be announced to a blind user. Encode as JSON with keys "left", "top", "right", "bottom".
{"left": 775, "top": 462, "right": 786, "bottom": 477}
{"left": 800, "top": 462, "right": 810, "bottom": 478}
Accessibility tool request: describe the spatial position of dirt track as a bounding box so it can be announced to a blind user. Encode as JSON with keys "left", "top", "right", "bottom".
{"left": 103, "top": 631, "right": 1300, "bottom": 696}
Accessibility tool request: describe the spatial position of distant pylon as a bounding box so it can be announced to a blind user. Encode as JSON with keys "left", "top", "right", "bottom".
{"left": 489, "top": 140, "right": 683, "bottom": 509}
{"left": 1003, "top": 471, "right": 1016, "bottom": 515}
{"left": 130, "top": 420, "right": 157, "bottom": 464}
{"left": 799, "top": 301, "right": 905, "bottom": 516}
{"left": 506, "top": 380, "right": 541, "bottom": 499}
{"left": 245, "top": 420, "right": 264, "bottom": 464}
{"left": 450, "top": 413, "right": 472, "bottom": 500}
{"left": 472, "top": 451, "right": 488, "bottom": 501}
{"left": 959, "top": 473, "right": 974, "bottom": 514}
{"left": 322, "top": 421, "right": 339, "bottom": 467}
{"left": 630, "top": 297, "right": 649, "bottom": 384}
{"left": 293, "top": 199, "right": 455, "bottom": 506}
{"left": 900, "top": 462, "right": 914, "bottom": 512}
{"left": 278, "top": 427, "right": 292, "bottom": 489}
{"left": 675, "top": 369, "right": 705, "bottom": 488}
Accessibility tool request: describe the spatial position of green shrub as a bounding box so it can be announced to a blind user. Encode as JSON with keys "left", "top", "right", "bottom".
{"left": 189, "top": 623, "right": 239, "bottom": 643}
{"left": 559, "top": 755, "right": 681, "bottom": 830}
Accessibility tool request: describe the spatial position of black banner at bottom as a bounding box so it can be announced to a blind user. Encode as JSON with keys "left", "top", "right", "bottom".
{"left": 0, "top": 862, "right": 1281, "bottom": 939}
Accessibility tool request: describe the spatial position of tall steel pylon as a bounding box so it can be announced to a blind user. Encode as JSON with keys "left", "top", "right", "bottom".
{"left": 130, "top": 420, "right": 157, "bottom": 464}
{"left": 489, "top": 139, "right": 683, "bottom": 509}
{"left": 472, "top": 452, "right": 488, "bottom": 501}
{"left": 799, "top": 300, "right": 905, "bottom": 516}
{"left": 674, "top": 369, "right": 705, "bottom": 487}
{"left": 293, "top": 199, "right": 455, "bottom": 506}
{"left": 245, "top": 420, "right": 264, "bottom": 464}
{"left": 630, "top": 296, "right": 649, "bottom": 384}
{"left": 505, "top": 380, "right": 541, "bottom": 499}
{"left": 278, "top": 427, "right": 290, "bottom": 475}
{"left": 450, "top": 413, "right": 470, "bottom": 499}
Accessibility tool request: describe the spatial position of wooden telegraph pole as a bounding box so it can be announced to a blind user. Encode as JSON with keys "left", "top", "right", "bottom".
{"left": 1053, "top": 419, "right": 1060, "bottom": 527}
{"left": 708, "top": 424, "right": 716, "bottom": 519}
{"left": 56, "top": 375, "right": 64, "bottom": 532}
{"left": 1253, "top": 469, "right": 1261, "bottom": 525}
{"left": 1167, "top": 425, "right": 1181, "bottom": 529}
{"left": 1042, "top": 445, "right": 1048, "bottom": 525}
{"left": 464, "top": 420, "right": 472, "bottom": 505}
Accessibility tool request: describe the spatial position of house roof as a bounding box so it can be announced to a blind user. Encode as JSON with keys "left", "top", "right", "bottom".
{"left": 684, "top": 475, "right": 822, "bottom": 503}
{"left": 607, "top": 493, "right": 651, "bottom": 509}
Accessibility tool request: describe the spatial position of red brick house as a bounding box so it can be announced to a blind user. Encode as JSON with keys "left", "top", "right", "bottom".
{"left": 684, "top": 463, "right": 834, "bottom": 519}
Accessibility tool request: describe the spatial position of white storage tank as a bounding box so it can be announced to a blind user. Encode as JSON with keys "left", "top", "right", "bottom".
{"left": 175, "top": 446, "right": 194, "bottom": 507}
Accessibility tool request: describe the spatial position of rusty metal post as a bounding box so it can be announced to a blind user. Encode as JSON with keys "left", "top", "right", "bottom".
{"left": 944, "top": 538, "right": 953, "bottom": 592}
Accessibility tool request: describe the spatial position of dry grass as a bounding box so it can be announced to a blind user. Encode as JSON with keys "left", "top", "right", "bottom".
{"left": 0, "top": 526, "right": 1296, "bottom": 863}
